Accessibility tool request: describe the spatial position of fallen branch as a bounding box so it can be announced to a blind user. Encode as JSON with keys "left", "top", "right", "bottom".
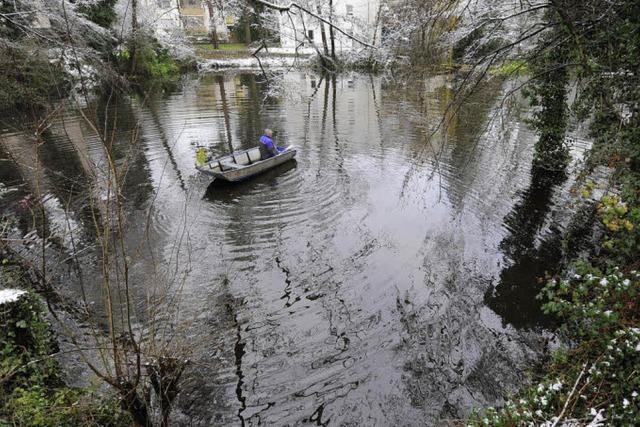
{"left": 551, "top": 363, "right": 587, "bottom": 427}
{"left": 252, "top": 40, "right": 270, "bottom": 81}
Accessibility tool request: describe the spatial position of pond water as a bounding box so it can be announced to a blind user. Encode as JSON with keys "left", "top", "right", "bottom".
{"left": 0, "top": 71, "right": 588, "bottom": 425}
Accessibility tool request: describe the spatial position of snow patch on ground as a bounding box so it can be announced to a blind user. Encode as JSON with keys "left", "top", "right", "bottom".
{"left": 0, "top": 289, "right": 26, "bottom": 305}
{"left": 260, "top": 47, "right": 316, "bottom": 55}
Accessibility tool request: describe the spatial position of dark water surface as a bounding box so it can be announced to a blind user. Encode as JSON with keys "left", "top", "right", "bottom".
{"left": 0, "top": 72, "right": 588, "bottom": 425}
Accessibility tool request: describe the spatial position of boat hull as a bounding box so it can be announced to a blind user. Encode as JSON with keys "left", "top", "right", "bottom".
{"left": 197, "top": 148, "right": 297, "bottom": 182}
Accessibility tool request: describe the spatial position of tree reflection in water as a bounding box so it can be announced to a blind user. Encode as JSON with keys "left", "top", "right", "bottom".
{"left": 487, "top": 167, "right": 567, "bottom": 329}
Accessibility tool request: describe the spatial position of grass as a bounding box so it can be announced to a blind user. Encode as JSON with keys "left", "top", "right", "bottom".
{"left": 194, "top": 43, "right": 252, "bottom": 60}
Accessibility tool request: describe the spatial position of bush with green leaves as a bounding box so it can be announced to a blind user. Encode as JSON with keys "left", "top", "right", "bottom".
{"left": 1, "top": 292, "right": 60, "bottom": 391}
{"left": 597, "top": 194, "right": 640, "bottom": 260}
{"left": 0, "top": 43, "right": 71, "bottom": 112}
{"left": 113, "top": 34, "right": 183, "bottom": 85}
{"left": 0, "top": 289, "right": 129, "bottom": 426}
{"left": 138, "top": 45, "right": 180, "bottom": 81}
{"left": 540, "top": 266, "right": 638, "bottom": 339}
{"left": 468, "top": 268, "right": 639, "bottom": 426}
{"left": 7, "top": 385, "right": 128, "bottom": 427}
{"left": 76, "top": 0, "right": 118, "bottom": 29}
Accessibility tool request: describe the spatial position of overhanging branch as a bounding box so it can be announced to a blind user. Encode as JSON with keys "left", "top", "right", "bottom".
{"left": 252, "top": 0, "right": 376, "bottom": 48}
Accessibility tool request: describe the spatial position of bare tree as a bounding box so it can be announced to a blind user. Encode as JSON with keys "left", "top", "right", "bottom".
{"left": 251, "top": 0, "right": 375, "bottom": 48}
{"left": 328, "top": 0, "right": 336, "bottom": 59}
{"left": 130, "top": 0, "right": 140, "bottom": 73}
{"left": 0, "top": 4, "right": 200, "bottom": 425}
{"left": 205, "top": 0, "right": 221, "bottom": 49}
{"left": 317, "top": 2, "right": 329, "bottom": 57}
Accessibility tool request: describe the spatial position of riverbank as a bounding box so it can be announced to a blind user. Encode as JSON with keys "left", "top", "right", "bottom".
{"left": 466, "top": 129, "right": 640, "bottom": 426}
{"left": 199, "top": 55, "right": 312, "bottom": 71}
{"left": 0, "top": 254, "right": 129, "bottom": 426}
{"left": 0, "top": 0, "right": 197, "bottom": 114}
{"left": 193, "top": 42, "right": 387, "bottom": 73}
{"left": 195, "top": 45, "right": 318, "bottom": 71}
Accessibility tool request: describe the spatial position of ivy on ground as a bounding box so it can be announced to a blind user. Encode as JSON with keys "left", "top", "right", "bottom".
{"left": 468, "top": 269, "right": 639, "bottom": 426}
{"left": 0, "top": 287, "right": 129, "bottom": 426}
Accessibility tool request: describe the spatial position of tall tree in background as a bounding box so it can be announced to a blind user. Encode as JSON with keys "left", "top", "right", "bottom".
{"left": 205, "top": 0, "right": 220, "bottom": 49}
{"left": 243, "top": 3, "right": 252, "bottom": 44}
{"left": 129, "top": 0, "right": 139, "bottom": 74}
{"left": 317, "top": 3, "right": 329, "bottom": 57}
{"left": 328, "top": 0, "right": 336, "bottom": 59}
{"left": 527, "top": 18, "right": 570, "bottom": 175}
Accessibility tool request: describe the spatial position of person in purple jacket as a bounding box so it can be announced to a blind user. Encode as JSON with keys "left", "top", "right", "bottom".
{"left": 259, "top": 129, "right": 284, "bottom": 159}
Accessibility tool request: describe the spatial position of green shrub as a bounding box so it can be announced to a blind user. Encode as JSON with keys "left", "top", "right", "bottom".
{"left": 113, "top": 35, "right": 182, "bottom": 84}
{"left": 76, "top": 0, "right": 118, "bottom": 29}
{"left": 1, "top": 292, "right": 60, "bottom": 391}
{"left": 540, "top": 266, "right": 638, "bottom": 339}
{"left": 0, "top": 289, "right": 129, "bottom": 426}
{"left": 0, "top": 44, "right": 70, "bottom": 112}
{"left": 7, "top": 385, "right": 128, "bottom": 427}
{"left": 140, "top": 45, "right": 180, "bottom": 80}
{"left": 468, "top": 268, "right": 640, "bottom": 426}
{"left": 597, "top": 193, "right": 640, "bottom": 260}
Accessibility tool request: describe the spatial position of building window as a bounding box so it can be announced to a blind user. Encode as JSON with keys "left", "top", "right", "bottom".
{"left": 308, "top": 30, "right": 314, "bottom": 40}
{"left": 346, "top": 5, "right": 354, "bottom": 17}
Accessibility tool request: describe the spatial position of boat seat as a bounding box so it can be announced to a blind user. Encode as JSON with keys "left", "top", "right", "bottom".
{"left": 248, "top": 150, "right": 261, "bottom": 162}
{"left": 220, "top": 160, "right": 242, "bottom": 170}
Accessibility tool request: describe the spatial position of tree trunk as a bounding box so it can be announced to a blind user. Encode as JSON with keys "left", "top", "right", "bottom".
{"left": 320, "top": 23, "right": 329, "bottom": 56}
{"left": 121, "top": 386, "right": 151, "bottom": 427}
{"left": 531, "top": 28, "right": 570, "bottom": 175}
{"left": 205, "top": 1, "right": 220, "bottom": 49}
{"left": 244, "top": 7, "right": 252, "bottom": 45}
{"left": 211, "top": 27, "right": 220, "bottom": 49}
{"left": 317, "top": 5, "right": 329, "bottom": 56}
{"left": 328, "top": 0, "right": 336, "bottom": 59}
{"left": 130, "top": 0, "right": 139, "bottom": 74}
{"left": 148, "top": 358, "right": 186, "bottom": 427}
{"left": 372, "top": 3, "right": 382, "bottom": 46}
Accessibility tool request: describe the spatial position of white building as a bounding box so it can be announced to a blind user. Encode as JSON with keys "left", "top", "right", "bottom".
{"left": 115, "top": 0, "right": 233, "bottom": 40}
{"left": 116, "top": 0, "right": 182, "bottom": 37}
{"left": 180, "top": 0, "right": 235, "bottom": 41}
{"left": 152, "top": 0, "right": 182, "bottom": 31}
{"left": 279, "top": 0, "right": 380, "bottom": 53}
{"left": 178, "top": 0, "right": 210, "bottom": 34}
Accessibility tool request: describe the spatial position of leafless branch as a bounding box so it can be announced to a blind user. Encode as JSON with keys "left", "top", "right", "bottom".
{"left": 253, "top": 0, "right": 376, "bottom": 48}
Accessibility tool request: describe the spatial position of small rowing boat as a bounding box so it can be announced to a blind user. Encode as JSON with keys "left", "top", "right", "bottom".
{"left": 196, "top": 145, "right": 297, "bottom": 182}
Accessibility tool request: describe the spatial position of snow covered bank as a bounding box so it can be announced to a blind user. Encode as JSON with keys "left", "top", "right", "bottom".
{"left": 0, "top": 289, "right": 26, "bottom": 305}
{"left": 199, "top": 55, "right": 314, "bottom": 71}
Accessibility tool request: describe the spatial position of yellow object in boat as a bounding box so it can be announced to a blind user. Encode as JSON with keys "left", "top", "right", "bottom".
{"left": 195, "top": 147, "right": 208, "bottom": 166}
